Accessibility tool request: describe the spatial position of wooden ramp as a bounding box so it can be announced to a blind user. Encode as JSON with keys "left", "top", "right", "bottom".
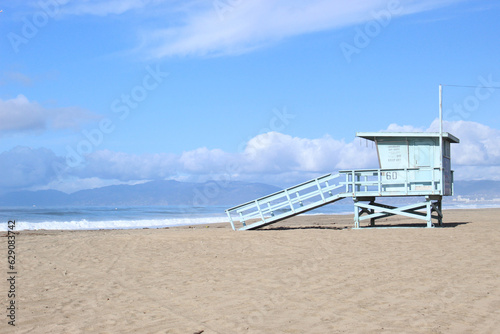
{"left": 225, "top": 173, "right": 348, "bottom": 230}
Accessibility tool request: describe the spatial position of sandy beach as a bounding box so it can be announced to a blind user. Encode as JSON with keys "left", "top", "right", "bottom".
{"left": 3, "top": 208, "right": 500, "bottom": 333}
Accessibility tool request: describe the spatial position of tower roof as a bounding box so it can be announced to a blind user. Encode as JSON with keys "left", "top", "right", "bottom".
{"left": 356, "top": 132, "right": 460, "bottom": 143}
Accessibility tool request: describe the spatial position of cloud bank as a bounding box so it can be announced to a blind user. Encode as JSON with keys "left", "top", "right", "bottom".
{"left": 0, "top": 146, "right": 64, "bottom": 190}
{"left": 3, "top": 119, "right": 499, "bottom": 193}
{"left": 0, "top": 95, "right": 97, "bottom": 134}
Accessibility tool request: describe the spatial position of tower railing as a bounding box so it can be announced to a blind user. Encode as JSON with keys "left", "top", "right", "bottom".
{"left": 339, "top": 167, "right": 444, "bottom": 197}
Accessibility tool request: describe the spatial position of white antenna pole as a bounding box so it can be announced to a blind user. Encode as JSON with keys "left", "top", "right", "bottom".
{"left": 439, "top": 84, "right": 444, "bottom": 193}
{"left": 439, "top": 84, "right": 443, "bottom": 137}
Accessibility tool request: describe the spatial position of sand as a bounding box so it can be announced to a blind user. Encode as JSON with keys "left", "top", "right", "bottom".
{"left": 3, "top": 208, "right": 500, "bottom": 333}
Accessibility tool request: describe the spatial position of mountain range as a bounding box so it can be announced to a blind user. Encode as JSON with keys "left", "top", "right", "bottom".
{"left": 0, "top": 180, "right": 498, "bottom": 207}
{"left": 0, "top": 180, "right": 281, "bottom": 207}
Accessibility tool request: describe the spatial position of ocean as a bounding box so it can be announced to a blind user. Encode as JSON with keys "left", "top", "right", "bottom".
{"left": 1, "top": 201, "right": 497, "bottom": 231}
{"left": 0, "top": 205, "right": 230, "bottom": 231}
{"left": 0, "top": 203, "right": 355, "bottom": 231}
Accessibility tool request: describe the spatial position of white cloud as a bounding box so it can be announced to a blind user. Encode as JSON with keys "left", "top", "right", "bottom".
{"left": 39, "top": 177, "right": 149, "bottom": 194}
{"left": 57, "top": 0, "right": 465, "bottom": 57}
{"left": 74, "top": 131, "right": 378, "bottom": 187}
{"left": 0, "top": 95, "right": 45, "bottom": 132}
{"left": 141, "top": 0, "right": 443, "bottom": 57}
{"left": 383, "top": 123, "right": 425, "bottom": 132}
{"left": 242, "top": 132, "right": 377, "bottom": 173}
{"left": 0, "top": 146, "right": 63, "bottom": 190}
{"left": 0, "top": 95, "right": 98, "bottom": 134}
{"left": 81, "top": 150, "right": 179, "bottom": 181}
{"left": 180, "top": 147, "right": 234, "bottom": 173}
{"left": 153, "top": 0, "right": 470, "bottom": 57}
{"left": 436, "top": 119, "right": 500, "bottom": 167}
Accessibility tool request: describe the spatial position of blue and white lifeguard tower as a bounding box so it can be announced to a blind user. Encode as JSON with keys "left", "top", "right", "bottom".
{"left": 226, "top": 131, "right": 460, "bottom": 230}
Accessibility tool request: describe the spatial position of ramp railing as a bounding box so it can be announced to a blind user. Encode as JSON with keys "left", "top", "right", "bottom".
{"left": 225, "top": 173, "right": 346, "bottom": 230}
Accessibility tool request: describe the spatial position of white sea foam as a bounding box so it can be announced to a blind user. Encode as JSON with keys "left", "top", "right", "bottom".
{"left": 0, "top": 217, "right": 228, "bottom": 231}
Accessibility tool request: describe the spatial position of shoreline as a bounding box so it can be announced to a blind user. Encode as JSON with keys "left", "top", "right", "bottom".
{"left": 7, "top": 207, "right": 500, "bottom": 233}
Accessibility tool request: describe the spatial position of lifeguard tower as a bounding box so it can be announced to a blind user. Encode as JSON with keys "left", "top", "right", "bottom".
{"left": 225, "top": 131, "right": 459, "bottom": 230}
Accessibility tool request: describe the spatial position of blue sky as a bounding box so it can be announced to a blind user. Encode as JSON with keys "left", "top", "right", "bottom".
{"left": 1, "top": 0, "right": 500, "bottom": 193}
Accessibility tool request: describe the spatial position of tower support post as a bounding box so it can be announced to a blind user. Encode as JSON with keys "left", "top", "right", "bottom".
{"left": 353, "top": 196, "right": 443, "bottom": 228}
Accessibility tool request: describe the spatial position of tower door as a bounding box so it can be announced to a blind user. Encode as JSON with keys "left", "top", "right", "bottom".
{"left": 413, "top": 140, "right": 433, "bottom": 167}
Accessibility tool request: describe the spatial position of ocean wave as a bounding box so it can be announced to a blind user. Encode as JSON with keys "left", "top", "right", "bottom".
{"left": 0, "top": 216, "right": 229, "bottom": 231}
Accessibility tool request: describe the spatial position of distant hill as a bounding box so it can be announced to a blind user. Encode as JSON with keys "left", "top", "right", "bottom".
{"left": 0, "top": 179, "right": 498, "bottom": 207}
{"left": 0, "top": 180, "right": 281, "bottom": 207}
